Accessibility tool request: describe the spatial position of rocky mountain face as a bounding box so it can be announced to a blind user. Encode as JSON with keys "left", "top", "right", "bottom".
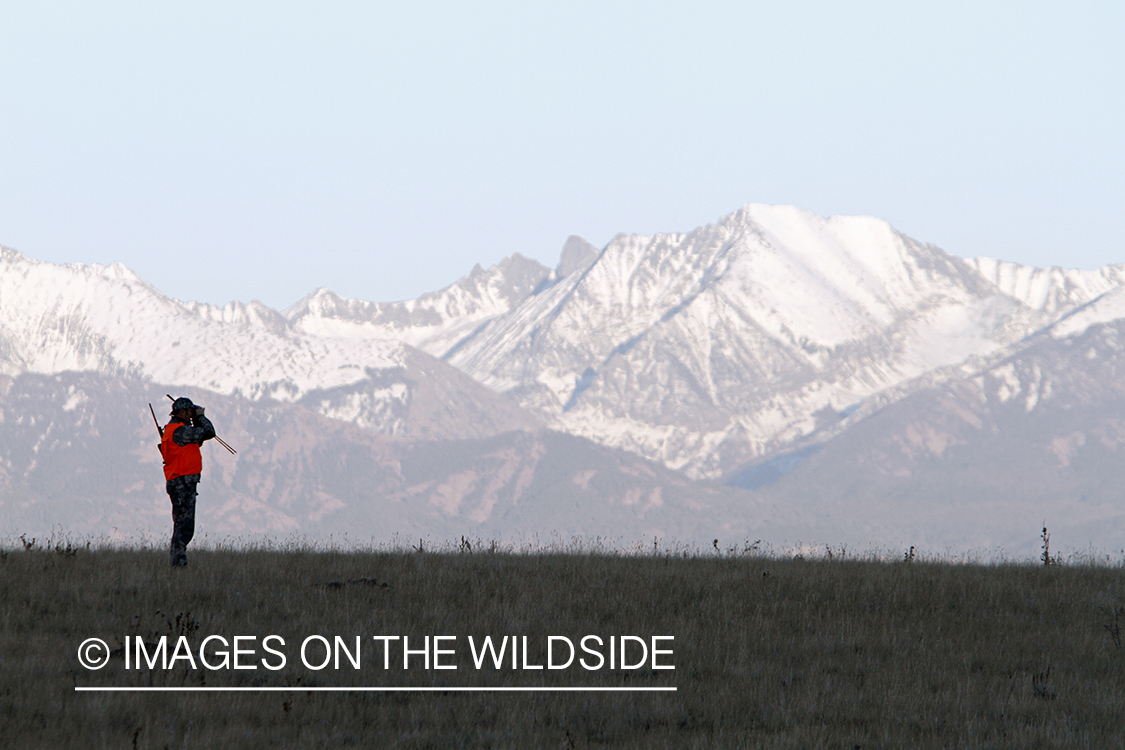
{"left": 3, "top": 202, "right": 1125, "bottom": 554}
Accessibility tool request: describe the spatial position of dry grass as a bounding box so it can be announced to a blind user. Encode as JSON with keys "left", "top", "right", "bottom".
{"left": 3, "top": 540, "right": 1125, "bottom": 748}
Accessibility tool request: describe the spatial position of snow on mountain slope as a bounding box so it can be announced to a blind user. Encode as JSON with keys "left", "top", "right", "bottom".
{"left": 0, "top": 246, "right": 535, "bottom": 439}
{"left": 1039, "top": 285, "right": 1125, "bottom": 340}
{"left": 969, "top": 257, "right": 1125, "bottom": 317}
{"left": 443, "top": 204, "right": 1087, "bottom": 478}
{"left": 284, "top": 252, "right": 552, "bottom": 357}
{"left": 0, "top": 246, "right": 397, "bottom": 393}
{"left": 5, "top": 202, "right": 1125, "bottom": 485}
{"left": 967, "top": 256, "right": 1125, "bottom": 341}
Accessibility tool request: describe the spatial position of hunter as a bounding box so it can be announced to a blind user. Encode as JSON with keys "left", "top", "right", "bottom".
{"left": 161, "top": 396, "right": 216, "bottom": 567}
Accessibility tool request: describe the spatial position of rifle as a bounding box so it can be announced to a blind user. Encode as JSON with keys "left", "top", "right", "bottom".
{"left": 149, "top": 403, "right": 166, "bottom": 463}
{"left": 165, "top": 394, "right": 238, "bottom": 455}
{"left": 149, "top": 403, "right": 163, "bottom": 437}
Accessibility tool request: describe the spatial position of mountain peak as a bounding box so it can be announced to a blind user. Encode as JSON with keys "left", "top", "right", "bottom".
{"left": 557, "top": 236, "right": 600, "bottom": 278}
{"left": 443, "top": 202, "right": 1108, "bottom": 479}
{"left": 282, "top": 287, "right": 343, "bottom": 320}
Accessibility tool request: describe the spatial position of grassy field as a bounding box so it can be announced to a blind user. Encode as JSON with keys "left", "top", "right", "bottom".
{"left": 3, "top": 540, "right": 1125, "bottom": 748}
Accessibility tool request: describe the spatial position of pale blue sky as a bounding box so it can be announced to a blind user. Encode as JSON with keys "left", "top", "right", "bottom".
{"left": 1, "top": 1, "right": 1122, "bottom": 309}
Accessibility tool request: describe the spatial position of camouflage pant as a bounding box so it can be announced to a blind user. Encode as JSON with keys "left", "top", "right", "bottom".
{"left": 167, "top": 476, "right": 199, "bottom": 567}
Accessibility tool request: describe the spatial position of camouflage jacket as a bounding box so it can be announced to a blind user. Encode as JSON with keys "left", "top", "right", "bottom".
{"left": 168, "top": 415, "right": 216, "bottom": 447}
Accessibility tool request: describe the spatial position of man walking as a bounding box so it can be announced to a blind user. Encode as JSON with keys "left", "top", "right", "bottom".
{"left": 161, "top": 397, "right": 216, "bottom": 567}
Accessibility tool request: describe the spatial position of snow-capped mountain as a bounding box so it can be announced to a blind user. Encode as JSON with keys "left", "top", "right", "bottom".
{"left": 284, "top": 252, "right": 555, "bottom": 355}
{"left": 0, "top": 246, "right": 537, "bottom": 441}
{"left": 968, "top": 256, "right": 1125, "bottom": 317}
{"left": 0, "top": 246, "right": 396, "bottom": 397}
{"left": 280, "top": 205, "right": 1125, "bottom": 480}
{"left": 435, "top": 205, "right": 1125, "bottom": 478}
{"left": 6, "top": 204, "right": 1123, "bottom": 478}
{"left": 4, "top": 201, "right": 1125, "bottom": 552}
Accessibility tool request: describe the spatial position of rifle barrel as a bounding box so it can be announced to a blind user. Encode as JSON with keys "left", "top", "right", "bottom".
{"left": 148, "top": 403, "right": 163, "bottom": 437}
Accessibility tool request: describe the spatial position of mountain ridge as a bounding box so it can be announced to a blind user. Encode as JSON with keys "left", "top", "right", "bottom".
{"left": 5, "top": 201, "right": 1125, "bottom": 552}
{"left": 6, "top": 203, "right": 1125, "bottom": 478}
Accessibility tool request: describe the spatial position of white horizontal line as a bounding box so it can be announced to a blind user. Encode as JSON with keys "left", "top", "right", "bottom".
{"left": 76, "top": 686, "right": 676, "bottom": 693}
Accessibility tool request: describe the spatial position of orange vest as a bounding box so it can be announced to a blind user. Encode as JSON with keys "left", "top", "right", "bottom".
{"left": 161, "top": 421, "right": 202, "bottom": 481}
